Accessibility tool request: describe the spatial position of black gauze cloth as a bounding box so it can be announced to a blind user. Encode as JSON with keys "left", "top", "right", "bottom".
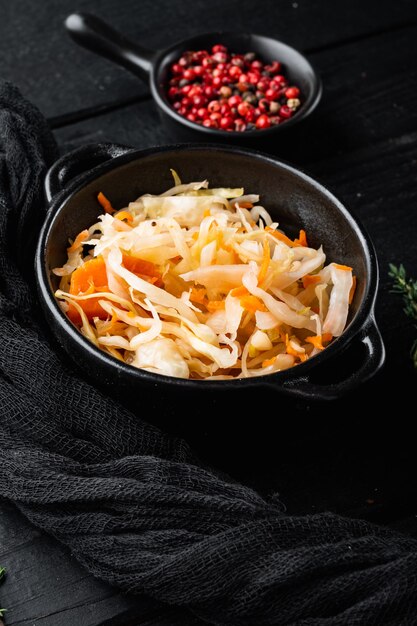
{"left": 1, "top": 81, "right": 417, "bottom": 625}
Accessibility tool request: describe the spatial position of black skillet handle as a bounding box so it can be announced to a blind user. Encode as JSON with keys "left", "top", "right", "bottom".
{"left": 271, "top": 316, "right": 385, "bottom": 401}
{"left": 65, "top": 12, "right": 156, "bottom": 82}
{"left": 45, "top": 143, "right": 134, "bottom": 203}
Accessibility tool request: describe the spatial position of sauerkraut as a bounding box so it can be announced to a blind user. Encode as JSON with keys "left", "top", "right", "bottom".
{"left": 53, "top": 173, "right": 355, "bottom": 379}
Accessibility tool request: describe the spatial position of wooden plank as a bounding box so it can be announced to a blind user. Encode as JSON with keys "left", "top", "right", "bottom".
{"left": 1, "top": 0, "right": 416, "bottom": 120}
{"left": 0, "top": 500, "right": 171, "bottom": 626}
{"left": 52, "top": 21, "right": 417, "bottom": 162}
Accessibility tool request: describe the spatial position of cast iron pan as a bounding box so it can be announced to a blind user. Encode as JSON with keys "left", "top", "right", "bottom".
{"left": 65, "top": 13, "right": 322, "bottom": 144}
{"left": 36, "top": 143, "right": 384, "bottom": 414}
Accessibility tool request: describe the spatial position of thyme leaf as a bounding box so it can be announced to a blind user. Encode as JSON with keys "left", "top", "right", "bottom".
{"left": 389, "top": 264, "right": 417, "bottom": 369}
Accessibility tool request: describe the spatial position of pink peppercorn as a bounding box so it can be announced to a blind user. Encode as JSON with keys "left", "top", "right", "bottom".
{"left": 265, "top": 88, "right": 279, "bottom": 101}
{"left": 256, "top": 114, "right": 271, "bottom": 129}
{"left": 219, "top": 116, "right": 234, "bottom": 129}
{"left": 229, "top": 65, "right": 242, "bottom": 79}
{"left": 228, "top": 95, "right": 242, "bottom": 107}
{"left": 279, "top": 105, "right": 293, "bottom": 119}
{"left": 212, "top": 44, "right": 227, "bottom": 54}
{"left": 285, "top": 86, "right": 300, "bottom": 99}
{"left": 166, "top": 45, "right": 302, "bottom": 132}
{"left": 272, "top": 75, "right": 287, "bottom": 86}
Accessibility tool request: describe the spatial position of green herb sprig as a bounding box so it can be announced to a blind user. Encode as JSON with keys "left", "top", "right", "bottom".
{"left": 389, "top": 263, "right": 417, "bottom": 369}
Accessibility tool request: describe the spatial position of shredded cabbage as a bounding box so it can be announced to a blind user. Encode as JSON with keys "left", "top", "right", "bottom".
{"left": 54, "top": 177, "right": 355, "bottom": 379}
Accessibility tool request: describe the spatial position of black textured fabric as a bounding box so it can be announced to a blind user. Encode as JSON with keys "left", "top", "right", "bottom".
{"left": 1, "top": 81, "right": 417, "bottom": 625}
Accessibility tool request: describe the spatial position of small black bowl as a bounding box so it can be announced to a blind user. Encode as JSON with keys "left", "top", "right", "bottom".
{"left": 65, "top": 13, "right": 322, "bottom": 145}
{"left": 36, "top": 143, "right": 384, "bottom": 417}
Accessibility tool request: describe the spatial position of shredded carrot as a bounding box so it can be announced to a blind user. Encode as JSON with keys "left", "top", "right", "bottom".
{"left": 203, "top": 209, "right": 211, "bottom": 218}
{"left": 67, "top": 229, "right": 89, "bottom": 253}
{"left": 232, "top": 250, "right": 242, "bottom": 264}
{"left": 82, "top": 282, "right": 96, "bottom": 296}
{"left": 302, "top": 274, "right": 321, "bottom": 289}
{"left": 240, "top": 294, "right": 267, "bottom": 313}
{"left": 122, "top": 254, "right": 160, "bottom": 279}
{"left": 333, "top": 263, "right": 353, "bottom": 271}
{"left": 190, "top": 287, "right": 207, "bottom": 304}
{"left": 266, "top": 228, "right": 295, "bottom": 247}
{"left": 294, "top": 229, "right": 308, "bottom": 247}
{"left": 258, "top": 240, "right": 271, "bottom": 285}
{"left": 224, "top": 244, "right": 241, "bottom": 263}
{"left": 286, "top": 342, "right": 302, "bottom": 358}
{"left": 115, "top": 210, "right": 134, "bottom": 223}
{"left": 284, "top": 333, "right": 307, "bottom": 360}
{"left": 206, "top": 300, "right": 225, "bottom": 312}
{"left": 262, "top": 357, "right": 276, "bottom": 367}
{"left": 144, "top": 275, "right": 160, "bottom": 285}
{"left": 238, "top": 201, "right": 254, "bottom": 209}
{"left": 70, "top": 256, "right": 108, "bottom": 295}
{"left": 98, "top": 311, "right": 121, "bottom": 336}
{"left": 305, "top": 333, "right": 333, "bottom": 350}
{"left": 230, "top": 286, "right": 249, "bottom": 298}
{"left": 124, "top": 255, "right": 163, "bottom": 288}
{"left": 97, "top": 191, "right": 115, "bottom": 214}
{"left": 68, "top": 256, "right": 109, "bottom": 324}
{"left": 266, "top": 227, "right": 299, "bottom": 248}
{"left": 349, "top": 275, "right": 357, "bottom": 304}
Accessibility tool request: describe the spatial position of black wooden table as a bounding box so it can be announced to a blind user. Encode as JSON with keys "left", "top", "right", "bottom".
{"left": 1, "top": 1, "right": 417, "bottom": 623}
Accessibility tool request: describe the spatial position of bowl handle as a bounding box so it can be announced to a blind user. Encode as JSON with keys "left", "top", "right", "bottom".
{"left": 65, "top": 13, "right": 156, "bottom": 82}
{"left": 45, "top": 143, "right": 134, "bottom": 202}
{"left": 268, "top": 316, "right": 385, "bottom": 401}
